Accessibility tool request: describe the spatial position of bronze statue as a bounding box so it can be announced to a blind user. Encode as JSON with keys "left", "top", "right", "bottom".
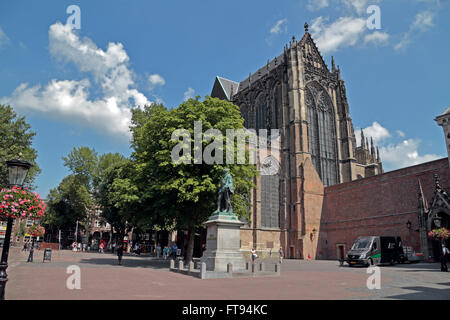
{"left": 215, "top": 168, "right": 234, "bottom": 215}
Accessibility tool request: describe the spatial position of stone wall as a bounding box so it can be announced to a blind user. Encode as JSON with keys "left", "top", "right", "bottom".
{"left": 319, "top": 158, "right": 450, "bottom": 260}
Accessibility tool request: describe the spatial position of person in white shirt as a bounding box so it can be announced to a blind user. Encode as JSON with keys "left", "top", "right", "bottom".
{"left": 441, "top": 245, "right": 449, "bottom": 272}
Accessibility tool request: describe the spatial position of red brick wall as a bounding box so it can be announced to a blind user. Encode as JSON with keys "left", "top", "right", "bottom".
{"left": 319, "top": 158, "right": 450, "bottom": 260}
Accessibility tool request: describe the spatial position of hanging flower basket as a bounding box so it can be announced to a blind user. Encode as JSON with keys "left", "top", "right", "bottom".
{"left": 27, "top": 224, "right": 45, "bottom": 237}
{"left": 0, "top": 186, "right": 46, "bottom": 220}
{"left": 428, "top": 228, "right": 450, "bottom": 240}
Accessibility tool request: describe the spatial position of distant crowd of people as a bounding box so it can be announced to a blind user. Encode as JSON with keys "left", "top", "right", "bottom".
{"left": 154, "top": 243, "right": 181, "bottom": 260}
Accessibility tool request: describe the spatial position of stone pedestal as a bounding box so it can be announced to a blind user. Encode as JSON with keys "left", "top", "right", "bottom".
{"left": 200, "top": 214, "right": 246, "bottom": 272}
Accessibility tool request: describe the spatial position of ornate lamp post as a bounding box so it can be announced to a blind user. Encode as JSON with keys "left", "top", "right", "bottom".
{"left": 0, "top": 158, "right": 32, "bottom": 300}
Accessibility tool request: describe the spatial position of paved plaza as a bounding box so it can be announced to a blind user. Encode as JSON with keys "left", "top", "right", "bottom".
{"left": 4, "top": 247, "right": 450, "bottom": 300}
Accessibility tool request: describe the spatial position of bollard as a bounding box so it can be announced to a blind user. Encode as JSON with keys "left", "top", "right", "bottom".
{"left": 259, "top": 262, "right": 264, "bottom": 272}
{"left": 246, "top": 262, "right": 249, "bottom": 270}
{"left": 189, "top": 261, "right": 194, "bottom": 273}
{"left": 275, "top": 263, "right": 280, "bottom": 274}
{"left": 200, "top": 262, "right": 207, "bottom": 279}
{"left": 251, "top": 263, "right": 255, "bottom": 273}
{"left": 227, "top": 263, "right": 233, "bottom": 275}
{"left": 170, "top": 259, "right": 175, "bottom": 269}
{"left": 178, "top": 260, "right": 184, "bottom": 271}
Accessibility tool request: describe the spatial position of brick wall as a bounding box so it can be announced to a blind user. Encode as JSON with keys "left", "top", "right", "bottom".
{"left": 319, "top": 158, "right": 450, "bottom": 260}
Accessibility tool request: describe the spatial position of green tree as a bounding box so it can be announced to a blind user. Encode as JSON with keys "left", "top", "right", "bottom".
{"left": 95, "top": 154, "right": 140, "bottom": 245}
{"left": 61, "top": 147, "right": 100, "bottom": 244}
{"left": 131, "top": 97, "right": 257, "bottom": 263}
{"left": 42, "top": 175, "right": 92, "bottom": 237}
{"left": 62, "top": 147, "right": 98, "bottom": 190}
{"left": 0, "top": 104, "right": 40, "bottom": 187}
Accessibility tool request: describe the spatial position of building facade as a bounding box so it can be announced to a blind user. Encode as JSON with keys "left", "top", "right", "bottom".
{"left": 212, "top": 24, "right": 383, "bottom": 259}
{"left": 212, "top": 24, "right": 449, "bottom": 260}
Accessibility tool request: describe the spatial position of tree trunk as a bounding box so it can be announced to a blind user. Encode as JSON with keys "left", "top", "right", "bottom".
{"left": 185, "top": 227, "right": 195, "bottom": 264}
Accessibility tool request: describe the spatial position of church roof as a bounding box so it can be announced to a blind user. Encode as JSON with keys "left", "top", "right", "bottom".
{"left": 238, "top": 53, "right": 285, "bottom": 91}
{"left": 211, "top": 22, "right": 331, "bottom": 99}
{"left": 435, "top": 106, "right": 450, "bottom": 121}
{"left": 440, "top": 106, "right": 450, "bottom": 116}
{"left": 211, "top": 76, "right": 239, "bottom": 101}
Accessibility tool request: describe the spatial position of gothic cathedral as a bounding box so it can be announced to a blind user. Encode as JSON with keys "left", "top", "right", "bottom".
{"left": 211, "top": 23, "right": 383, "bottom": 259}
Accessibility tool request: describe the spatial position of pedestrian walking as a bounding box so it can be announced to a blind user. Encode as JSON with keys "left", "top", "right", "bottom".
{"left": 251, "top": 248, "right": 258, "bottom": 264}
{"left": 155, "top": 243, "right": 161, "bottom": 258}
{"left": 441, "top": 245, "right": 449, "bottom": 272}
{"left": 172, "top": 243, "right": 178, "bottom": 260}
{"left": 279, "top": 247, "right": 284, "bottom": 264}
{"left": 117, "top": 243, "right": 124, "bottom": 265}
{"left": 27, "top": 242, "right": 34, "bottom": 262}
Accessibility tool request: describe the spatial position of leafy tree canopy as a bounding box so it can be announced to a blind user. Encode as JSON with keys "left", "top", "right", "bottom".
{"left": 130, "top": 96, "right": 257, "bottom": 233}
{"left": 0, "top": 104, "right": 40, "bottom": 188}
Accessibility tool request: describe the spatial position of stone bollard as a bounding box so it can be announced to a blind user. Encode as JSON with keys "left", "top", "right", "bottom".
{"left": 178, "top": 260, "right": 184, "bottom": 271}
{"left": 200, "top": 262, "right": 207, "bottom": 279}
{"left": 275, "top": 263, "right": 280, "bottom": 274}
{"left": 189, "top": 261, "right": 195, "bottom": 273}
{"left": 170, "top": 259, "right": 175, "bottom": 270}
{"left": 227, "top": 263, "right": 233, "bottom": 275}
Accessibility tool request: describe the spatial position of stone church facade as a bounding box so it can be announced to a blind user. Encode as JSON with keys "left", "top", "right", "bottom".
{"left": 211, "top": 24, "right": 449, "bottom": 260}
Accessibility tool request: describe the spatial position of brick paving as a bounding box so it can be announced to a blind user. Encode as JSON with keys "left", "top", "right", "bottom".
{"left": 3, "top": 247, "right": 450, "bottom": 300}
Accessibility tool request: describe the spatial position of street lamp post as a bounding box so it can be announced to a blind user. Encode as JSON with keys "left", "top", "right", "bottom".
{"left": 0, "top": 158, "right": 32, "bottom": 300}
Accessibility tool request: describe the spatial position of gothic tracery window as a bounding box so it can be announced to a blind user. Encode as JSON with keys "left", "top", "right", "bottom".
{"left": 306, "top": 82, "right": 339, "bottom": 187}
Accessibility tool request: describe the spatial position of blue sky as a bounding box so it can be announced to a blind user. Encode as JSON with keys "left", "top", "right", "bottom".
{"left": 0, "top": 0, "right": 449, "bottom": 198}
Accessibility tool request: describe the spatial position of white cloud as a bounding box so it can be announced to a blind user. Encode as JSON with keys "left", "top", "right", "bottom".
{"left": 148, "top": 74, "right": 166, "bottom": 88}
{"left": 0, "top": 22, "right": 151, "bottom": 140}
{"left": 340, "top": 0, "right": 380, "bottom": 15}
{"left": 361, "top": 121, "right": 391, "bottom": 143}
{"left": 395, "top": 10, "right": 435, "bottom": 51}
{"left": 396, "top": 130, "right": 406, "bottom": 138}
{"left": 184, "top": 87, "right": 195, "bottom": 100}
{"left": 412, "top": 10, "right": 435, "bottom": 31}
{"left": 0, "top": 26, "right": 10, "bottom": 49}
{"left": 380, "top": 139, "right": 442, "bottom": 170}
{"left": 307, "top": 0, "right": 329, "bottom": 11}
{"left": 270, "top": 19, "right": 287, "bottom": 35}
{"left": 357, "top": 122, "right": 443, "bottom": 171}
{"left": 363, "top": 31, "right": 389, "bottom": 45}
{"left": 310, "top": 16, "right": 366, "bottom": 54}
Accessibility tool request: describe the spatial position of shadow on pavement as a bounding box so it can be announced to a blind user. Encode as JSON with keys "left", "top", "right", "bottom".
{"left": 79, "top": 257, "right": 170, "bottom": 269}
{"left": 386, "top": 283, "right": 450, "bottom": 300}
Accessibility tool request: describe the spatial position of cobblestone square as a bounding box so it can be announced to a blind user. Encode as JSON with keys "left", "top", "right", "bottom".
{"left": 4, "top": 247, "right": 450, "bottom": 300}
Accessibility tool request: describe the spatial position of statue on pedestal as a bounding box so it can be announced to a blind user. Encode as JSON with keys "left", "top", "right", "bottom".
{"left": 214, "top": 168, "right": 235, "bottom": 217}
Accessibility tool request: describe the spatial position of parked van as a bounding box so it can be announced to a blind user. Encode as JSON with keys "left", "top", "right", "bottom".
{"left": 346, "top": 236, "right": 405, "bottom": 266}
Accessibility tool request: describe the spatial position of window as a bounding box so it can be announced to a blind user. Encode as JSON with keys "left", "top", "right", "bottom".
{"left": 306, "top": 82, "right": 339, "bottom": 187}
{"left": 260, "top": 174, "right": 280, "bottom": 228}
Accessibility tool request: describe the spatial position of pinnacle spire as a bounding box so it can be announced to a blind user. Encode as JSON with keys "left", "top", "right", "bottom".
{"left": 304, "top": 22, "right": 309, "bottom": 33}
{"left": 361, "top": 129, "right": 365, "bottom": 149}
{"left": 370, "top": 137, "right": 375, "bottom": 156}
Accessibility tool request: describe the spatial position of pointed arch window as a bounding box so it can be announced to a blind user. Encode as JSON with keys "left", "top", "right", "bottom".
{"left": 306, "top": 82, "right": 339, "bottom": 187}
